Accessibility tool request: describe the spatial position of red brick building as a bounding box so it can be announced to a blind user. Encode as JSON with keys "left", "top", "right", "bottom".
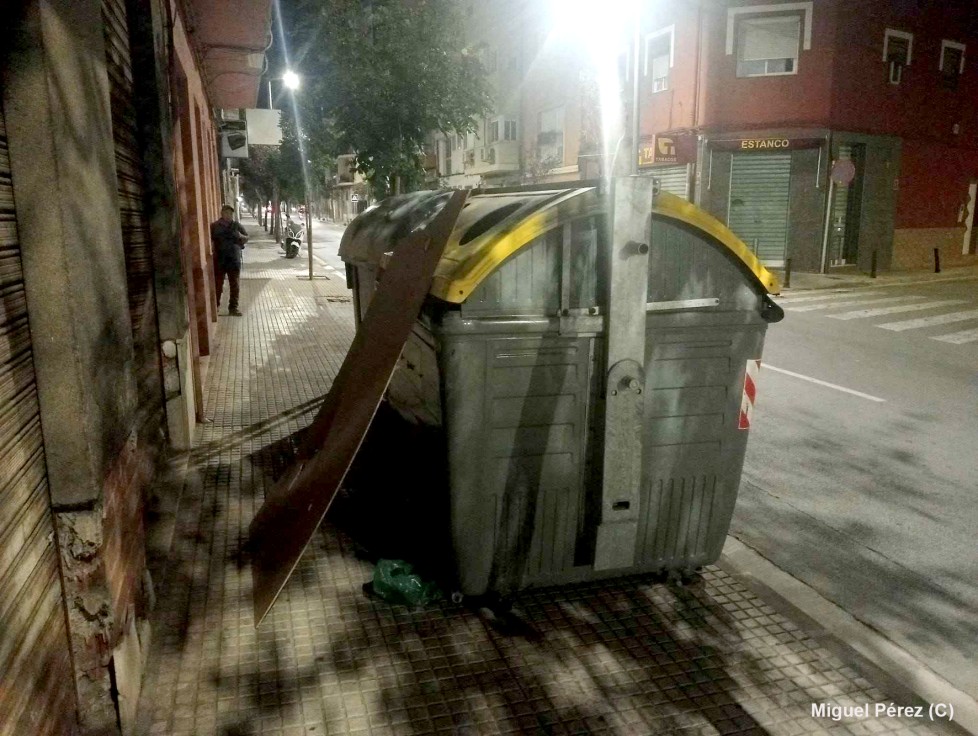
{"left": 637, "top": 0, "right": 978, "bottom": 272}
{"left": 1, "top": 0, "right": 271, "bottom": 732}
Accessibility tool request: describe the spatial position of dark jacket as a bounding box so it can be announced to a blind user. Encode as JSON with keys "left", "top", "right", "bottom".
{"left": 211, "top": 218, "right": 248, "bottom": 270}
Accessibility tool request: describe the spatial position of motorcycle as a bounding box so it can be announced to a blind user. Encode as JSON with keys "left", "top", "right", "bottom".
{"left": 283, "top": 219, "right": 304, "bottom": 259}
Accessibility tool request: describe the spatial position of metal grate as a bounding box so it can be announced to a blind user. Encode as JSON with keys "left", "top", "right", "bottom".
{"left": 727, "top": 153, "right": 791, "bottom": 267}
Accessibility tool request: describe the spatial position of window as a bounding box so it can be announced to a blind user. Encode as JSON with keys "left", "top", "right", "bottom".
{"left": 538, "top": 106, "right": 564, "bottom": 164}
{"left": 940, "top": 40, "right": 965, "bottom": 88}
{"left": 883, "top": 29, "right": 912, "bottom": 85}
{"left": 504, "top": 120, "right": 517, "bottom": 140}
{"left": 488, "top": 120, "right": 499, "bottom": 143}
{"left": 736, "top": 15, "right": 801, "bottom": 77}
{"left": 645, "top": 27, "right": 674, "bottom": 93}
{"left": 466, "top": 130, "right": 479, "bottom": 150}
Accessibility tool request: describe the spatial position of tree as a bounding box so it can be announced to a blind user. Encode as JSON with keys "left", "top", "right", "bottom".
{"left": 238, "top": 145, "right": 275, "bottom": 210}
{"left": 284, "top": 0, "right": 492, "bottom": 197}
{"left": 238, "top": 115, "right": 309, "bottom": 239}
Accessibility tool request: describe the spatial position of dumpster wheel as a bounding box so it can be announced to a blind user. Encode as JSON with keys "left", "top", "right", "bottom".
{"left": 667, "top": 567, "right": 704, "bottom": 588}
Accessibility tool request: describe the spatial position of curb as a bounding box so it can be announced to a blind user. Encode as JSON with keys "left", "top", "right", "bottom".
{"left": 719, "top": 535, "right": 977, "bottom": 735}
{"left": 775, "top": 268, "right": 978, "bottom": 294}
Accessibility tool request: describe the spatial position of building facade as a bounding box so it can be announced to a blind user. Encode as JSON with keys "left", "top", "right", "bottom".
{"left": 639, "top": 0, "right": 978, "bottom": 272}
{"left": 438, "top": 0, "right": 978, "bottom": 274}
{"left": 432, "top": 0, "right": 598, "bottom": 189}
{"left": 0, "top": 0, "right": 271, "bottom": 733}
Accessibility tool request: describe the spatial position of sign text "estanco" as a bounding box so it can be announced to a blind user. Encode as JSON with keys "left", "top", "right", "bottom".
{"left": 740, "top": 138, "right": 790, "bottom": 150}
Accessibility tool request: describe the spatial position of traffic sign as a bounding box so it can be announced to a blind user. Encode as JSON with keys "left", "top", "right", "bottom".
{"left": 831, "top": 159, "right": 856, "bottom": 185}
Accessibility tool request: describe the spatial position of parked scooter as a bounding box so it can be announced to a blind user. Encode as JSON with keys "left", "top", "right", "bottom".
{"left": 283, "top": 217, "right": 304, "bottom": 259}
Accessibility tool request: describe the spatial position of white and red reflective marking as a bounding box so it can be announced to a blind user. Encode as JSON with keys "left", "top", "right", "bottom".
{"left": 739, "top": 359, "right": 761, "bottom": 430}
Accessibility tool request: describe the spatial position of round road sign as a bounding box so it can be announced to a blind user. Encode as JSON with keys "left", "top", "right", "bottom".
{"left": 831, "top": 158, "right": 856, "bottom": 185}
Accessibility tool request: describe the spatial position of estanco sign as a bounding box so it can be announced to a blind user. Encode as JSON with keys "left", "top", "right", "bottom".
{"left": 639, "top": 133, "right": 697, "bottom": 167}
{"left": 710, "top": 137, "right": 822, "bottom": 152}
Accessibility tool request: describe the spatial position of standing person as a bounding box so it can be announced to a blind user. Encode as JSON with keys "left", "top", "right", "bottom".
{"left": 211, "top": 204, "right": 248, "bottom": 316}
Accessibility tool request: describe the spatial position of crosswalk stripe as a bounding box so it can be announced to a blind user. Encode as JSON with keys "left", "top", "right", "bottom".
{"left": 878, "top": 308, "right": 978, "bottom": 331}
{"left": 826, "top": 300, "right": 967, "bottom": 321}
{"left": 931, "top": 327, "right": 978, "bottom": 344}
{"left": 784, "top": 296, "right": 925, "bottom": 313}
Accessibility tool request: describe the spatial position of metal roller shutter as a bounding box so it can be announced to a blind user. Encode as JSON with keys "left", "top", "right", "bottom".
{"left": 651, "top": 165, "right": 690, "bottom": 200}
{"left": 0, "top": 90, "right": 76, "bottom": 735}
{"left": 102, "top": 0, "right": 165, "bottom": 440}
{"left": 727, "top": 153, "right": 791, "bottom": 267}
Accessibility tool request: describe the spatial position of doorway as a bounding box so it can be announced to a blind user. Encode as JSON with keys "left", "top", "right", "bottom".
{"left": 828, "top": 144, "right": 865, "bottom": 266}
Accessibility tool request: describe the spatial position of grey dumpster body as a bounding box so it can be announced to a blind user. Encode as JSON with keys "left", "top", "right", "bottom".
{"left": 340, "top": 180, "right": 782, "bottom": 597}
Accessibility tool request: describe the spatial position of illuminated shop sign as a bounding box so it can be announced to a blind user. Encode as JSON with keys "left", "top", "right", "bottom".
{"left": 638, "top": 133, "right": 697, "bottom": 167}
{"left": 710, "top": 137, "right": 822, "bottom": 152}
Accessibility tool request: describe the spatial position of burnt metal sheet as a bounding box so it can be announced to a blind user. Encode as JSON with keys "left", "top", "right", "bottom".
{"left": 249, "top": 190, "right": 467, "bottom": 626}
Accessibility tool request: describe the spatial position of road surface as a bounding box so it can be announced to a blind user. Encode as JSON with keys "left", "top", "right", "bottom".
{"left": 737, "top": 278, "right": 978, "bottom": 700}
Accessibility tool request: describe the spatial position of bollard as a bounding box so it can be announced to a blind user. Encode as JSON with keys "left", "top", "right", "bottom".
{"left": 307, "top": 208, "right": 314, "bottom": 280}
{"left": 783, "top": 258, "right": 792, "bottom": 289}
{"left": 934, "top": 248, "right": 941, "bottom": 274}
{"left": 870, "top": 250, "right": 878, "bottom": 279}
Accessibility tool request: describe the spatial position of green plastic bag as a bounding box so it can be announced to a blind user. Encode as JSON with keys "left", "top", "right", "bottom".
{"left": 371, "top": 559, "right": 442, "bottom": 608}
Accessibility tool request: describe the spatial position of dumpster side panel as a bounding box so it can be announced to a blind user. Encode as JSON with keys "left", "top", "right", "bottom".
{"left": 636, "top": 323, "right": 766, "bottom": 571}
{"left": 636, "top": 218, "right": 770, "bottom": 573}
{"left": 387, "top": 322, "right": 442, "bottom": 427}
{"left": 442, "top": 330, "right": 594, "bottom": 596}
{"left": 353, "top": 264, "right": 377, "bottom": 322}
{"left": 442, "top": 336, "right": 493, "bottom": 596}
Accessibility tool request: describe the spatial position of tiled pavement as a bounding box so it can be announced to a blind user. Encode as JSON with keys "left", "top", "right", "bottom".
{"left": 135, "top": 219, "right": 951, "bottom": 736}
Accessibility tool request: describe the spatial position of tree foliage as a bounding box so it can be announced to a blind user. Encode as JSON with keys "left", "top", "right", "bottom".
{"left": 237, "top": 117, "right": 306, "bottom": 207}
{"left": 284, "top": 0, "right": 492, "bottom": 196}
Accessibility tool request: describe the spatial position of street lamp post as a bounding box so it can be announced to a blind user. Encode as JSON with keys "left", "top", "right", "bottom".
{"left": 266, "top": 69, "right": 300, "bottom": 109}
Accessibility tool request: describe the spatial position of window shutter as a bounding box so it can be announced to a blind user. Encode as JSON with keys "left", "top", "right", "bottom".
{"left": 740, "top": 17, "right": 800, "bottom": 61}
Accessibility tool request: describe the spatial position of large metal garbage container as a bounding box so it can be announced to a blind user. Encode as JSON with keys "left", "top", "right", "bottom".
{"left": 340, "top": 179, "right": 782, "bottom": 598}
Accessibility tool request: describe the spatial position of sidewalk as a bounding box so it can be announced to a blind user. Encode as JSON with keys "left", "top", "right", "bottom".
{"left": 135, "top": 219, "right": 958, "bottom": 736}
{"left": 772, "top": 262, "right": 978, "bottom": 293}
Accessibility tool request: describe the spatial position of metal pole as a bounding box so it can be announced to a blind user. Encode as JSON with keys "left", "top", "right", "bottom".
{"left": 306, "top": 207, "right": 313, "bottom": 280}
{"left": 630, "top": 8, "right": 641, "bottom": 175}
{"left": 783, "top": 257, "right": 792, "bottom": 289}
{"left": 819, "top": 174, "right": 836, "bottom": 272}
{"left": 268, "top": 79, "right": 273, "bottom": 109}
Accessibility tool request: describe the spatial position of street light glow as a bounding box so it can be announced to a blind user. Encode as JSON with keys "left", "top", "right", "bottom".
{"left": 550, "top": 0, "right": 637, "bottom": 62}
{"left": 283, "top": 70, "right": 300, "bottom": 90}
{"left": 547, "top": 0, "right": 640, "bottom": 177}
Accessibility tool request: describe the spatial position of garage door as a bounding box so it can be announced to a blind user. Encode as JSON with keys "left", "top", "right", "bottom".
{"left": 103, "top": 0, "right": 166, "bottom": 447}
{"left": 0, "top": 85, "right": 77, "bottom": 736}
{"left": 727, "top": 153, "right": 791, "bottom": 267}
{"left": 651, "top": 165, "right": 690, "bottom": 200}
